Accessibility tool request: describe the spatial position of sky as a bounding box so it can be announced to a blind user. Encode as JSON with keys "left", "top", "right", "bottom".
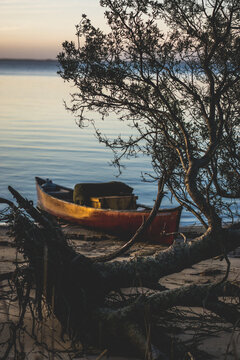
{"left": 0, "top": 0, "right": 106, "bottom": 60}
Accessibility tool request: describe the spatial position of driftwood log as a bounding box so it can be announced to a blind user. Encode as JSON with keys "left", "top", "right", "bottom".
{"left": 0, "top": 186, "right": 240, "bottom": 359}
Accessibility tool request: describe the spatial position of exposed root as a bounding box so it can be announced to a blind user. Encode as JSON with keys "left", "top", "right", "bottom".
{"left": 0, "top": 188, "right": 240, "bottom": 359}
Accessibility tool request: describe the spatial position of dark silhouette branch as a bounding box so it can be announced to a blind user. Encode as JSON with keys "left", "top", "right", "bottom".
{"left": 92, "top": 177, "right": 166, "bottom": 262}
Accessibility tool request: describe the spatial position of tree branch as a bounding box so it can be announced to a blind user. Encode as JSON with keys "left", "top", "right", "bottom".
{"left": 92, "top": 177, "right": 166, "bottom": 262}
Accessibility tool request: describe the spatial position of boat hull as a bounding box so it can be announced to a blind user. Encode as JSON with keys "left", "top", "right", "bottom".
{"left": 36, "top": 177, "right": 181, "bottom": 244}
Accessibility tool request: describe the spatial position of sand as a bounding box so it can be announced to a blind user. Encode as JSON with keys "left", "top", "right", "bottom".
{"left": 0, "top": 224, "right": 239, "bottom": 359}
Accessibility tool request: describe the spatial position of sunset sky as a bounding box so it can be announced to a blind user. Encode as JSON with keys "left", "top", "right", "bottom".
{"left": 0, "top": 0, "right": 106, "bottom": 59}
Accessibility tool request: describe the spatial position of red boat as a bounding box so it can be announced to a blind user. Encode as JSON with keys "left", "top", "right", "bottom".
{"left": 35, "top": 177, "right": 182, "bottom": 244}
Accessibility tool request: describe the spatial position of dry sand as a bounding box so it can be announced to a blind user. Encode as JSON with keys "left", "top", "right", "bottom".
{"left": 0, "top": 224, "right": 240, "bottom": 359}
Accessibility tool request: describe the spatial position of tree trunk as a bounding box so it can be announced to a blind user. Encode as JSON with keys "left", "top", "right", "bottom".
{"left": 96, "top": 227, "right": 240, "bottom": 290}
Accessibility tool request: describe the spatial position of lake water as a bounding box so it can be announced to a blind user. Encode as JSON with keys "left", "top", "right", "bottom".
{"left": 0, "top": 60, "right": 202, "bottom": 226}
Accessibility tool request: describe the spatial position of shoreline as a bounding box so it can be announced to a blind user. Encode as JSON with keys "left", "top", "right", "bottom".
{"left": 0, "top": 224, "right": 239, "bottom": 359}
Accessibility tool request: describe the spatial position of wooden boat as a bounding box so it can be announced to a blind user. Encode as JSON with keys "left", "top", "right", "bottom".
{"left": 35, "top": 177, "right": 182, "bottom": 244}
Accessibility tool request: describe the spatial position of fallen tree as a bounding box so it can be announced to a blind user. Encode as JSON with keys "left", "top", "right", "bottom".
{"left": 0, "top": 187, "right": 240, "bottom": 359}
{"left": 1, "top": 0, "right": 240, "bottom": 357}
{"left": 56, "top": 1, "right": 240, "bottom": 354}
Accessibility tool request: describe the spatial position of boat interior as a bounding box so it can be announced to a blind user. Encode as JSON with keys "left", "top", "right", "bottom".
{"left": 36, "top": 177, "right": 139, "bottom": 210}
{"left": 37, "top": 177, "right": 73, "bottom": 200}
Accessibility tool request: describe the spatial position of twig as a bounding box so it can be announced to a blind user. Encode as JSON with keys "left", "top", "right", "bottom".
{"left": 164, "top": 231, "right": 187, "bottom": 242}
{"left": 96, "top": 349, "right": 108, "bottom": 360}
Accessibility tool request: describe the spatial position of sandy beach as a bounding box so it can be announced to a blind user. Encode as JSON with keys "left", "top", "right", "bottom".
{"left": 0, "top": 224, "right": 239, "bottom": 359}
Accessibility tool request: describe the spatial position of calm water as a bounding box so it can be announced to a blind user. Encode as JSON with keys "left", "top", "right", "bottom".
{"left": 0, "top": 60, "right": 198, "bottom": 225}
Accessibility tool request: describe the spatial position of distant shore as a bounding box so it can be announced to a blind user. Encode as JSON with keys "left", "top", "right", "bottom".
{"left": 0, "top": 58, "right": 57, "bottom": 62}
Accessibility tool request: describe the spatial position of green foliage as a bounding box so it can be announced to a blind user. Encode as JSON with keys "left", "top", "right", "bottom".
{"left": 58, "top": 0, "right": 240, "bottom": 228}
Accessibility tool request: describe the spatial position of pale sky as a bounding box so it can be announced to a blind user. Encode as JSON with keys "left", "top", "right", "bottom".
{"left": 0, "top": 0, "right": 106, "bottom": 59}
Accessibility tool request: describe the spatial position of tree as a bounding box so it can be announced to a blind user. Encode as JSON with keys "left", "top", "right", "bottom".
{"left": 1, "top": 1, "right": 240, "bottom": 359}
{"left": 58, "top": 0, "right": 240, "bottom": 232}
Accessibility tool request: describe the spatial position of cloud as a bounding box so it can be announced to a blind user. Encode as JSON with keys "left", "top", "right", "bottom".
{"left": 0, "top": 0, "right": 93, "bottom": 10}
{"left": 0, "top": 26, "right": 22, "bottom": 32}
